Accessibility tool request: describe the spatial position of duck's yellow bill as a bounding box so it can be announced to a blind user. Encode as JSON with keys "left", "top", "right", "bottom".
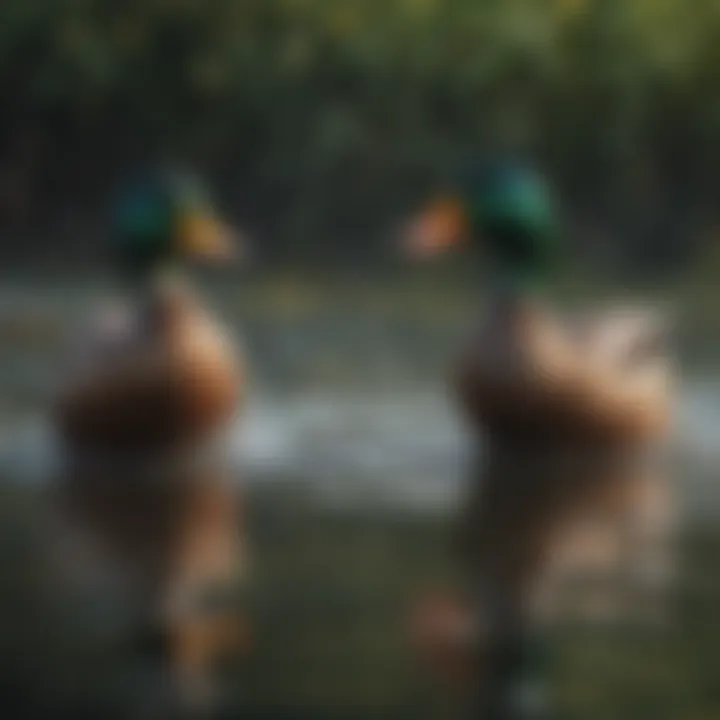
{"left": 177, "top": 212, "right": 248, "bottom": 263}
{"left": 400, "top": 197, "right": 468, "bottom": 260}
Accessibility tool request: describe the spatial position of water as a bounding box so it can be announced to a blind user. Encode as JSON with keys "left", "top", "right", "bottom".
{"left": 0, "top": 281, "right": 716, "bottom": 516}
{"left": 0, "top": 284, "right": 718, "bottom": 717}
{"left": 1, "top": 380, "right": 718, "bottom": 517}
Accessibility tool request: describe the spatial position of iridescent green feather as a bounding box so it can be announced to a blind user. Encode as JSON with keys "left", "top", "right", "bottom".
{"left": 458, "top": 159, "right": 561, "bottom": 292}
{"left": 111, "top": 170, "right": 216, "bottom": 278}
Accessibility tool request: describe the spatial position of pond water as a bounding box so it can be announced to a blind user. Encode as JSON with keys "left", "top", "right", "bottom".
{"left": 0, "top": 281, "right": 716, "bottom": 519}
{"left": 0, "top": 380, "right": 717, "bottom": 520}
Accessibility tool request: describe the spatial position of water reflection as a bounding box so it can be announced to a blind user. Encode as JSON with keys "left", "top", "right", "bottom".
{"left": 0, "top": 381, "right": 717, "bottom": 516}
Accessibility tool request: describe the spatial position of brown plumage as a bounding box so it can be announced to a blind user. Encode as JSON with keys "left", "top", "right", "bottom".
{"left": 456, "top": 300, "right": 675, "bottom": 623}
{"left": 51, "top": 278, "right": 248, "bottom": 711}
{"left": 408, "top": 302, "right": 675, "bottom": 705}
{"left": 401, "top": 164, "right": 675, "bottom": 711}
{"left": 55, "top": 279, "right": 242, "bottom": 453}
{"left": 455, "top": 302, "right": 671, "bottom": 444}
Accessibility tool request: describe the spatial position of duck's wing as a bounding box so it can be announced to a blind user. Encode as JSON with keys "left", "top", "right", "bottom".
{"left": 559, "top": 307, "right": 674, "bottom": 440}
{"left": 53, "top": 300, "right": 167, "bottom": 447}
{"left": 565, "top": 305, "right": 671, "bottom": 369}
{"left": 503, "top": 307, "right": 672, "bottom": 439}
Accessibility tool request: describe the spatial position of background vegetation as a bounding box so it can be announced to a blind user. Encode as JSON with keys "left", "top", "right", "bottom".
{"left": 1, "top": 0, "right": 720, "bottom": 274}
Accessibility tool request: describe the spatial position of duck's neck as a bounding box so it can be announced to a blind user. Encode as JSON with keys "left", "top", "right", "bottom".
{"left": 488, "top": 271, "right": 546, "bottom": 329}
{"left": 120, "top": 263, "right": 191, "bottom": 330}
{"left": 482, "top": 223, "right": 553, "bottom": 317}
{"left": 122, "top": 259, "right": 179, "bottom": 295}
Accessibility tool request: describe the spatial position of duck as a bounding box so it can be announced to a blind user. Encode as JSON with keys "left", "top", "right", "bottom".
{"left": 401, "top": 158, "right": 675, "bottom": 715}
{"left": 50, "top": 168, "right": 250, "bottom": 713}
{"left": 403, "top": 160, "right": 671, "bottom": 443}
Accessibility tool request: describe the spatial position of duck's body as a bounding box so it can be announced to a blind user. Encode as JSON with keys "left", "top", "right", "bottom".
{"left": 57, "top": 279, "right": 242, "bottom": 453}
{"left": 456, "top": 300, "right": 673, "bottom": 607}
{"left": 455, "top": 301, "right": 670, "bottom": 443}
{"left": 55, "top": 279, "right": 244, "bottom": 588}
{"left": 50, "top": 172, "right": 249, "bottom": 713}
{"left": 411, "top": 305, "right": 674, "bottom": 709}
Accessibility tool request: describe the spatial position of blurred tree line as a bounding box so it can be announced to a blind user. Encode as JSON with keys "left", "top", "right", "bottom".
{"left": 1, "top": 0, "right": 720, "bottom": 273}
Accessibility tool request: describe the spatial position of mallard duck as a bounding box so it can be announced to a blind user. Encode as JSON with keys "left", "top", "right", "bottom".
{"left": 402, "top": 159, "right": 675, "bottom": 714}
{"left": 404, "top": 161, "right": 671, "bottom": 443}
{"left": 51, "top": 169, "right": 249, "bottom": 712}
{"left": 56, "top": 170, "right": 243, "bottom": 452}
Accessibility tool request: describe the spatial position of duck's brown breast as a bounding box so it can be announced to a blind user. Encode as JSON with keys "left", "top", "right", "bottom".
{"left": 54, "top": 290, "right": 243, "bottom": 454}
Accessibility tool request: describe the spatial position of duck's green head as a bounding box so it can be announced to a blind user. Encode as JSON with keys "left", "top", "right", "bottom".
{"left": 112, "top": 169, "right": 243, "bottom": 280}
{"left": 402, "top": 158, "right": 561, "bottom": 293}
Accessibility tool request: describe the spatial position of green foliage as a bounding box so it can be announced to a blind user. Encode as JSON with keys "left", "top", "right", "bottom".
{"left": 0, "top": 0, "right": 714, "bottom": 130}
{"left": 1, "top": 0, "right": 719, "bottom": 270}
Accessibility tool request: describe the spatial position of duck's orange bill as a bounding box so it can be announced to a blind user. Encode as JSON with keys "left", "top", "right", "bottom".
{"left": 400, "top": 197, "right": 468, "bottom": 259}
{"left": 177, "top": 212, "right": 249, "bottom": 263}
